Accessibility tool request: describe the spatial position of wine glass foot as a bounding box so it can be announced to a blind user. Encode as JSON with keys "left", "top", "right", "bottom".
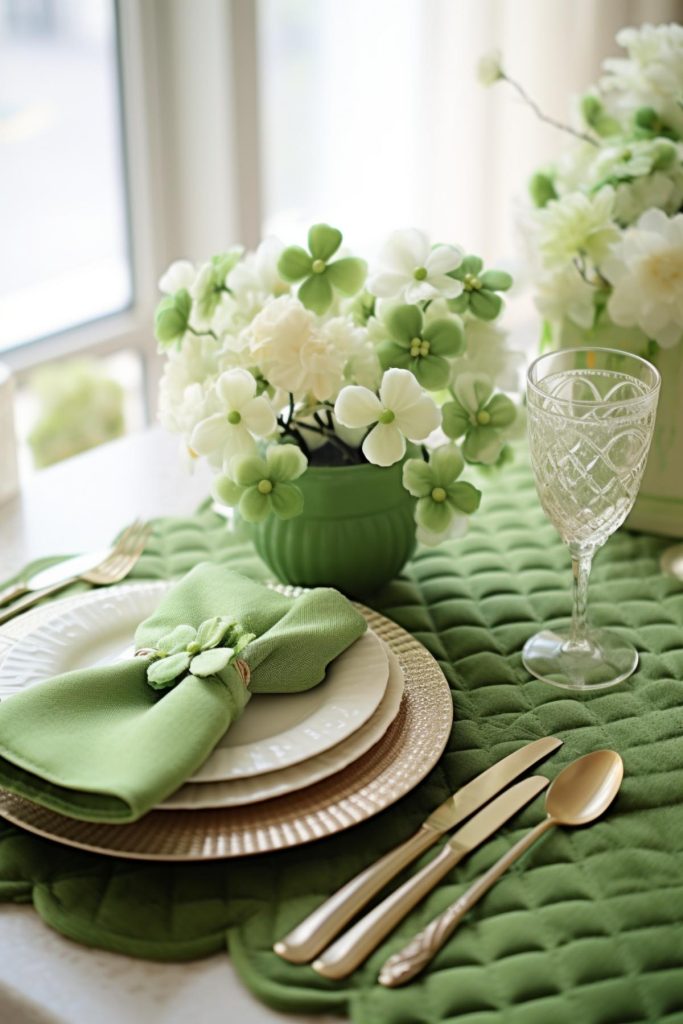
{"left": 522, "top": 628, "right": 638, "bottom": 691}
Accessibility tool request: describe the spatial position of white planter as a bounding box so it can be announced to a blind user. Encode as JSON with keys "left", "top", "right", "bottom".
{"left": 555, "top": 319, "right": 683, "bottom": 538}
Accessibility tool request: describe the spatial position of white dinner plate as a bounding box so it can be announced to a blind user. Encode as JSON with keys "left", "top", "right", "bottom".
{"left": 0, "top": 581, "right": 390, "bottom": 782}
{"left": 160, "top": 647, "right": 404, "bottom": 809}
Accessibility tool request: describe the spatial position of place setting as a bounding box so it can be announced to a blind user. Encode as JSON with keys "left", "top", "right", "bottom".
{"left": 0, "top": 564, "right": 454, "bottom": 860}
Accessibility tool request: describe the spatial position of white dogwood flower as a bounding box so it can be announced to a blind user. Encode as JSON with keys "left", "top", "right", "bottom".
{"left": 190, "top": 368, "right": 277, "bottom": 467}
{"left": 334, "top": 368, "right": 441, "bottom": 467}
{"left": 603, "top": 208, "right": 683, "bottom": 347}
{"left": 368, "top": 229, "right": 464, "bottom": 303}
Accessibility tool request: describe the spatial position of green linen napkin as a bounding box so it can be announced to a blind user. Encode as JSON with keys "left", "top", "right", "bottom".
{"left": 0, "top": 564, "right": 366, "bottom": 824}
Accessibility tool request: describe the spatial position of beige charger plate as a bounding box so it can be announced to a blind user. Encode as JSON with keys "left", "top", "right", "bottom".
{"left": 0, "top": 597, "right": 453, "bottom": 860}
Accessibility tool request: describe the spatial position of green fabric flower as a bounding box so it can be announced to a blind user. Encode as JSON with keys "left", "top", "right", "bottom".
{"left": 146, "top": 617, "right": 255, "bottom": 691}
{"left": 377, "top": 304, "right": 464, "bottom": 390}
{"left": 154, "top": 289, "right": 192, "bottom": 347}
{"left": 213, "top": 444, "right": 307, "bottom": 523}
{"left": 448, "top": 256, "right": 512, "bottom": 320}
{"left": 194, "top": 249, "right": 243, "bottom": 323}
{"left": 277, "top": 224, "right": 367, "bottom": 315}
{"left": 442, "top": 374, "right": 517, "bottom": 464}
{"left": 403, "top": 444, "right": 481, "bottom": 538}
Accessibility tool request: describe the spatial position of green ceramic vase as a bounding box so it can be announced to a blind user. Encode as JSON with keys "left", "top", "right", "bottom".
{"left": 251, "top": 459, "right": 417, "bottom": 598}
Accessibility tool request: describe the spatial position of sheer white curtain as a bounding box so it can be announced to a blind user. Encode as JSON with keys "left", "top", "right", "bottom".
{"left": 256, "top": 0, "right": 683, "bottom": 266}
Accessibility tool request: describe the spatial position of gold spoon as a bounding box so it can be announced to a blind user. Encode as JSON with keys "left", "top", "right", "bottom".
{"left": 379, "top": 749, "right": 624, "bottom": 988}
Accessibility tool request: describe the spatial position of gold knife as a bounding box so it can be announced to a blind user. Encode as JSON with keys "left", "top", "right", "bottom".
{"left": 312, "top": 775, "right": 548, "bottom": 979}
{"left": 273, "top": 735, "right": 562, "bottom": 963}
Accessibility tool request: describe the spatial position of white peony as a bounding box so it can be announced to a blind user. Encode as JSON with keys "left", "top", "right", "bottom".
{"left": 190, "top": 368, "right": 277, "bottom": 468}
{"left": 600, "top": 23, "right": 683, "bottom": 135}
{"left": 321, "top": 316, "right": 382, "bottom": 391}
{"left": 602, "top": 208, "right": 683, "bottom": 347}
{"left": 246, "top": 296, "right": 346, "bottom": 401}
{"left": 226, "top": 237, "right": 289, "bottom": 322}
{"left": 368, "top": 229, "right": 464, "bottom": 303}
{"left": 157, "top": 333, "right": 220, "bottom": 435}
{"left": 334, "top": 368, "right": 441, "bottom": 467}
{"left": 451, "top": 316, "right": 526, "bottom": 393}
{"left": 535, "top": 188, "right": 620, "bottom": 267}
{"left": 534, "top": 265, "right": 597, "bottom": 331}
{"left": 158, "top": 259, "right": 196, "bottom": 295}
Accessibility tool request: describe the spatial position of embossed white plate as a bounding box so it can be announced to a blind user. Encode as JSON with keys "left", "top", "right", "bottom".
{"left": 0, "top": 582, "right": 390, "bottom": 781}
{"left": 161, "top": 647, "right": 404, "bottom": 808}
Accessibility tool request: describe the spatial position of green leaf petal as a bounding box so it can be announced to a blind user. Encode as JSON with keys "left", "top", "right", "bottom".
{"left": 416, "top": 497, "right": 453, "bottom": 534}
{"left": 196, "top": 616, "right": 232, "bottom": 651}
{"left": 446, "top": 481, "right": 482, "bottom": 514}
{"left": 486, "top": 393, "right": 517, "bottom": 428}
{"left": 462, "top": 426, "right": 503, "bottom": 464}
{"left": 157, "top": 625, "right": 197, "bottom": 655}
{"left": 233, "top": 631, "right": 255, "bottom": 655}
{"left": 453, "top": 374, "right": 492, "bottom": 412}
{"left": 271, "top": 482, "right": 304, "bottom": 519}
{"left": 470, "top": 289, "right": 503, "bottom": 320}
{"left": 154, "top": 290, "right": 191, "bottom": 344}
{"left": 189, "top": 647, "right": 233, "bottom": 677}
{"left": 529, "top": 171, "right": 558, "bottom": 208}
{"left": 326, "top": 257, "right": 367, "bottom": 295}
{"left": 423, "top": 318, "right": 464, "bottom": 357}
{"left": 479, "top": 270, "right": 513, "bottom": 292}
{"left": 452, "top": 255, "right": 483, "bottom": 278}
{"left": 413, "top": 355, "right": 450, "bottom": 391}
{"left": 387, "top": 304, "right": 423, "bottom": 344}
{"left": 231, "top": 454, "right": 268, "bottom": 487}
{"left": 308, "top": 224, "right": 342, "bottom": 261}
{"left": 298, "top": 273, "right": 334, "bottom": 314}
{"left": 430, "top": 444, "right": 464, "bottom": 486}
{"left": 448, "top": 294, "right": 470, "bottom": 314}
{"left": 147, "top": 651, "right": 191, "bottom": 687}
{"left": 266, "top": 444, "right": 307, "bottom": 482}
{"left": 212, "top": 475, "right": 244, "bottom": 506}
{"left": 239, "top": 487, "right": 271, "bottom": 522}
{"left": 377, "top": 340, "right": 411, "bottom": 371}
{"left": 402, "top": 458, "right": 434, "bottom": 498}
{"left": 277, "top": 246, "right": 313, "bottom": 282}
{"left": 441, "top": 399, "right": 470, "bottom": 439}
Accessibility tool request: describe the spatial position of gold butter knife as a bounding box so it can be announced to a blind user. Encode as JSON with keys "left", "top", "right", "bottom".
{"left": 311, "top": 775, "right": 548, "bottom": 979}
{"left": 273, "top": 736, "right": 562, "bottom": 964}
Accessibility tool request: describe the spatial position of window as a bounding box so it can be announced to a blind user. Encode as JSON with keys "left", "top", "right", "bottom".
{"left": 0, "top": 0, "right": 131, "bottom": 351}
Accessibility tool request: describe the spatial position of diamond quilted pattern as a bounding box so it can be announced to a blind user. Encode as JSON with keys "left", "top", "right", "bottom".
{"left": 0, "top": 463, "right": 682, "bottom": 1024}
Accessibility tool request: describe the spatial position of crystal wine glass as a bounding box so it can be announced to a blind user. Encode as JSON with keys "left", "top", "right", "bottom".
{"left": 523, "top": 347, "right": 660, "bottom": 690}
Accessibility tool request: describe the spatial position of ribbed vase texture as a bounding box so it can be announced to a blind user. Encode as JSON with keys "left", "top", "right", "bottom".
{"left": 251, "top": 460, "right": 417, "bottom": 598}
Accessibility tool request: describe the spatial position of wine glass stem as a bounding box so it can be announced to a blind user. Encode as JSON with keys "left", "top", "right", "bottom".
{"left": 569, "top": 546, "right": 594, "bottom": 648}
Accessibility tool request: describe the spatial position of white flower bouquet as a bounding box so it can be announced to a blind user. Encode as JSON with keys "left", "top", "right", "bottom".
{"left": 483, "top": 23, "right": 683, "bottom": 350}
{"left": 155, "top": 224, "right": 520, "bottom": 545}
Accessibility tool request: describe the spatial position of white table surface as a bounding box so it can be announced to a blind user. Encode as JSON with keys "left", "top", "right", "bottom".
{"left": 0, "top": 428, "right": 338, "bottom": 1024}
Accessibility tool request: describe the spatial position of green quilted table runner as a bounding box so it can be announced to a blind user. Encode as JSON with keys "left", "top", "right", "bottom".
{"left": 1, "top": 459, "right": 682, "bottom": 1024}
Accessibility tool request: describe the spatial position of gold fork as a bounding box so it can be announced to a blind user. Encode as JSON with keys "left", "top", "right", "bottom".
{"left": 0, "top": 520, "right": 151, "bottom": 626}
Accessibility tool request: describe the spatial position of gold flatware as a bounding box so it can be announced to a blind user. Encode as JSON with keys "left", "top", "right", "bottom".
{"left": 379, "top": 749, "right": 624, "bottom": 988}
{"left": 312, "top": 775, "right": 548, "bottom": 979}
{"left": 273, "top": 735, "right": 562, "bottom": 963}
{"left": 0, "top": 520, "right": 151, "bottom": 626}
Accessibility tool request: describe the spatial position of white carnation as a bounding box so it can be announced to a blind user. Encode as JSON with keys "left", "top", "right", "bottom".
{"left": 247, "top": 296, "right": 346, "bottom": 401}
{"left": 603, "top": 208, "right": 683, "bottom": 347}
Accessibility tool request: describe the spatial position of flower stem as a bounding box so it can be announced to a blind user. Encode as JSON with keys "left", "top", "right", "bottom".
{"left": 502, "top": 73, "right": 599, "bottom": 148}
{"left": 187, "top": 325, "right": 218, "bottom": 340}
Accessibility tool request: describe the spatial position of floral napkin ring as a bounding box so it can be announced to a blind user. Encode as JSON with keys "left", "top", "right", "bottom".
{"left": 135, "top": 616, "right": 255, "bottom": 692}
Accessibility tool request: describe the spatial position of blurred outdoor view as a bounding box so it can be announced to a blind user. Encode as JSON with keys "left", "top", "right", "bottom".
{"left": 0, "top": 0, "right": 140, "bottom": 473}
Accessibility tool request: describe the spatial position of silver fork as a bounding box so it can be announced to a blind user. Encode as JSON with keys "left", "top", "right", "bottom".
{"left": 0, "top": 520, "right": 152, "bottom": 626}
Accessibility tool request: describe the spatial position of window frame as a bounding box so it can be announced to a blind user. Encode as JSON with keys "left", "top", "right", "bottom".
{"left": 2, "top": 0, "right": 263, "bottom": 421}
